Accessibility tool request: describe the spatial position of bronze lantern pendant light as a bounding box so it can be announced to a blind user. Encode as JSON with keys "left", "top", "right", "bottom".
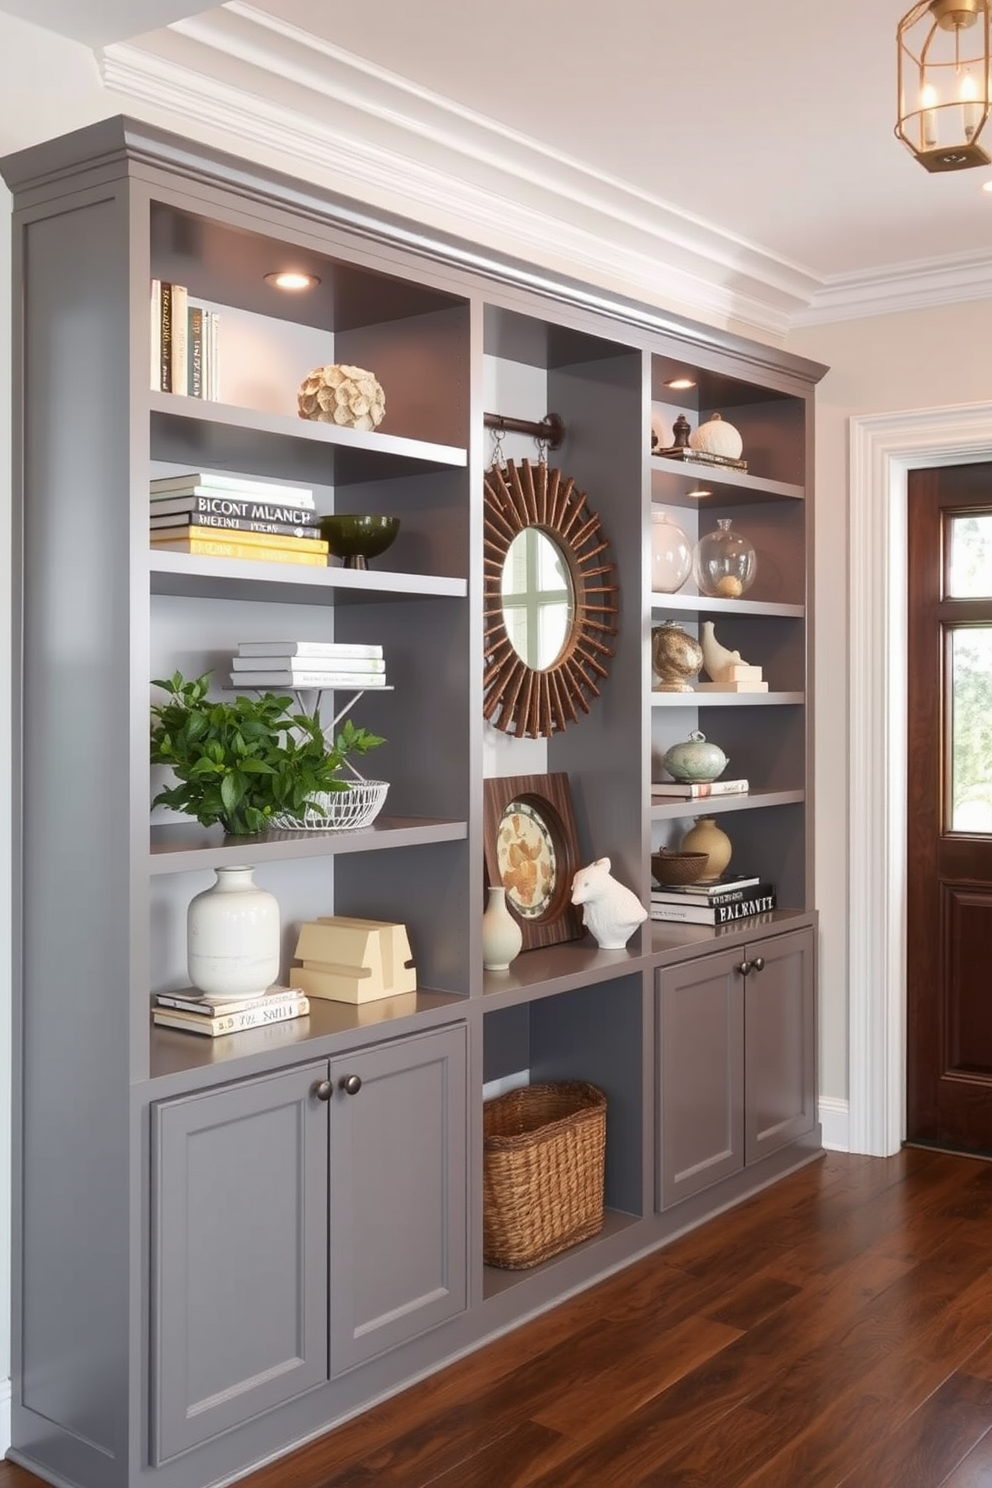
{"left": 896, "top": 0, "right": 992, "bottom": 170}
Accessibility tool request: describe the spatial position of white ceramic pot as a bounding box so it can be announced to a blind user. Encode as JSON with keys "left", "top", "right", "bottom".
{"left": 482, "top": 886, "right": 523, "bottom": 972}
{"left": 187, "top": 865, "right": 281, "bottom": 999}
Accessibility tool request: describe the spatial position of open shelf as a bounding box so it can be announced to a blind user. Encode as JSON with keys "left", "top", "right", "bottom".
{"left": 149, "top": 816, "right": 467, "bottom": 874}
{"left": 649, "top": 788, "right": 805, "bottom": 821}
{"left": 651, "top": 691, "right": 804, "bottom": 707}
{"left": 482, "top": 1209, "right": 642, "bottom": 1300}
{"left": 148, "top": 988, "right": 468, "bottom": 1085}
{"left": 150, "top": 394, "right": 468, "bottom": 482}
{"left": 650, "top": 458, "right": 804, "bottom": 506}
{"left": 149, "top": 551, "right": 467, "bottom": 603}
{"left": 650, "top": 592, "right": 805, "bottom": 619}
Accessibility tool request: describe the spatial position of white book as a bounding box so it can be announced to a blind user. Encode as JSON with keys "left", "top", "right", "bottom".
{"left": 170, "top": 283, "right": 188, "bottom": 395}
{"left": 152, "top": 992, "right": 310, "bottom": 1037}
{"left": 230, "top": 670, "right": 388, "bottom": 689}
{"left": 651, "top": 778, "right": 749, "bottom": 797}
{"left": 150, "top": 473, "right": 314, "bottom": 506}
{"left": 154, "top": 983, "right": 305, "bottom": 1017}
{"left": 231, "top": 654, "right": 385, "bottom": 673}
{"left": 149, "top": 278, "right": 161, "bottom": 391}
{"left": 237, "top": 640, "right": 383, "bottom": 659}
{"left": 208, "top": 309, "right": 220, "bottom": 402}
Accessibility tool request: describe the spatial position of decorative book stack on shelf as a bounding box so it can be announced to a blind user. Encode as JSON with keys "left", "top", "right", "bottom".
{"left": 650, "top": 874, "right": 777, "bottom": 924}
{"left": 149, "top": 472, "right": 329, "bottom": 566}
{"left": 150, "top": 280, "right": 220, "bottom": 399}
{"left": 651, "top": 778, "right": 749, "bottom": 799}
{"left": 231, "top": 639, "right": 388, "bottom": 691}
{"left": 152, "top": 983, "right": 310, "bottom": 1036}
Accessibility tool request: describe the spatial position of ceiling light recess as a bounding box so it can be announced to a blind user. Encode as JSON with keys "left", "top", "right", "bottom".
{"left": 664, "top": 377, "right": 697, "bottom": 390}
{"left": 264, "top": 270, "right": 320, "bottom": 290}
{"left": 896, "top": 0, "right": 992, "bottom": 171}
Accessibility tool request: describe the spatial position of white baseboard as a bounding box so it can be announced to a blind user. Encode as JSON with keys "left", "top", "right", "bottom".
{"left": 819, "top": 1097, "right": 851, "bottom": 1152}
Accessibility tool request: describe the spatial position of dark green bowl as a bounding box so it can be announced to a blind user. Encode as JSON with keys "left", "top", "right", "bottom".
{"left": 318, "top": 514, "right": 400, "bottom": 570}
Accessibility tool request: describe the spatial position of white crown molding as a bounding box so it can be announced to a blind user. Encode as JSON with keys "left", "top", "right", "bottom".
{"left": 100, "top": 8, "right": 821, "bottom": 342}
{"left": 99, "top": 2, "right": 992, "bottom": 333}
{"left": 794, "top": 248, "right": 992, "bottom": 326}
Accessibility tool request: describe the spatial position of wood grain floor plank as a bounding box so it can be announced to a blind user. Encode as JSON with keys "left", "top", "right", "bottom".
{"left": 4, "top": 1152, "right": 992, "bottom": 1488}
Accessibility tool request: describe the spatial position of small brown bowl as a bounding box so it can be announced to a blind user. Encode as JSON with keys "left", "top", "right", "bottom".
{"left": 651, "top": 850, "right": 709, "bottom": 887}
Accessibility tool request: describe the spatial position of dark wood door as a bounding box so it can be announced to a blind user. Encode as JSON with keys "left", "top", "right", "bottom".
{"left": 907, "top": 463, "right": 992, "bottom": 1151}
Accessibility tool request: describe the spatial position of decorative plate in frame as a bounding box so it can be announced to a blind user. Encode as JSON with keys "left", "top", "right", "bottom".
{"left": 483, "top": 773, "right": 584, "bottom": 951}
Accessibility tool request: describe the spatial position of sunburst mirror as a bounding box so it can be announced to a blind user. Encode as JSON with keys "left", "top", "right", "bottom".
{"left": 483, "top": 459, "right": 619, "bottom": 738}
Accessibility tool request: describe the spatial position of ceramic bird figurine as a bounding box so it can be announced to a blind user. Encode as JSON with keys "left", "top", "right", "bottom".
{"left": 700, "top": 620, "right": 746, "bottom": 683}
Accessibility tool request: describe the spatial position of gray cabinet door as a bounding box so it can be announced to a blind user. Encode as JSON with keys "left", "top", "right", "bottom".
{"left": 656, "top": 949, "right": 745, "bottom": 1209}
{"left": 151, "top": 1061, "right": 329, "bottom": 1464}
{"left": 329, "top": 1023, "right": 468, "bottom": 1377}
{"left": 744, "top": 925, "right": 816, "bottom": 1163}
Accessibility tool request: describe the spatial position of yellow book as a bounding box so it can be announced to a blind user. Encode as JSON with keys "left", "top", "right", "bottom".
{"left": 151, "top": 524, "right": 328, "bottom": 555}
{"left": 150, "top": 536, "right": 327, "bottom": 566}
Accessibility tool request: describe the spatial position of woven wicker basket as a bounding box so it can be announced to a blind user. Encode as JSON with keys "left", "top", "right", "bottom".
{"left": 483, "top": 1081, "right": 607, "bottom": 1270}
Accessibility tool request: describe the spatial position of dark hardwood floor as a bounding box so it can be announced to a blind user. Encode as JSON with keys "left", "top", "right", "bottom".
{"left": 6, "top": 1147, "right": 992, "bottom": 1487}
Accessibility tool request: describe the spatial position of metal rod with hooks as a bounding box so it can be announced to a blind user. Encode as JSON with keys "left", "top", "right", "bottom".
{"left": 483, "top": 410, "right": 565, "bottom": 450}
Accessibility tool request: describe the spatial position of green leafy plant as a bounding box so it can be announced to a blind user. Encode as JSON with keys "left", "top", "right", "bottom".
{"left": 150, "top": 671, "right": 385, "bottom": 835}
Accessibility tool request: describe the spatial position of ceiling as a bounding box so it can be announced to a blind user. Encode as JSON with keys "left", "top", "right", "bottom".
{"left": 3, "top": 0, "right": 991, "bottom": 335}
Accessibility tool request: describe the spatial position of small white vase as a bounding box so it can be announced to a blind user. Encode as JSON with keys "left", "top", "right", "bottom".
{"left": 187, "top": 866, "right": 281, "bottom": 999}
{"left": 482, "top": 886, "right": 523, "bottom": 972}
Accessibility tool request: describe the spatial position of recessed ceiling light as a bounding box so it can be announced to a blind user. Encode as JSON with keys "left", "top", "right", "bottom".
{"left": 983, "top": 180, "right": 992, "bottom": 192}
{"left": 664, "top": 377, "right": 697, "bottom": 390}
{"left": 264, "top": 270, "right": 321, "bottom": 291}
{"left": 686, "top": 488, "right": 712, "bottom": 498}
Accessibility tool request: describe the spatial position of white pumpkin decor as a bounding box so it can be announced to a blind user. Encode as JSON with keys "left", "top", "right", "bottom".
{"left": 688, "top": 412, "right": 743, "bottom": 461}
{"left": 297, "top": 363, "right": 386, "bottom": 431}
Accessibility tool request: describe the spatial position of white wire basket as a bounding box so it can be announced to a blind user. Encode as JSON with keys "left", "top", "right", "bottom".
{"left": 273, "top": 780, "right": 389, "bottom": 831}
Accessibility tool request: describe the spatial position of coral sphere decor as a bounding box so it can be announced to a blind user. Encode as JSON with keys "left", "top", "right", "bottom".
{"left": 688, "top": 412, "right": 743, "bottom": 461}
{"left": 187, "top": 866, "right": 280, "bottom": 999}
{"left": 297, "top": 363, "right": 385, "bottom": 430}
{"left": 693, "top": 519, "right": 757, "bottom": 600}
{"left": 651, "top": 622, "right": 703, "bottom": 693}
{"left": 650, "top": 510, "right": 692, "bottom": 594}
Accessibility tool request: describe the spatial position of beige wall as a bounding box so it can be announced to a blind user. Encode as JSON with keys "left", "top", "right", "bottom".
{"left": 788, "top": 302, "right": 992, "bottom": 1112}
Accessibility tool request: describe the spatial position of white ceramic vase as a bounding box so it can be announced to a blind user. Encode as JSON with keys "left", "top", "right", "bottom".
{"left": 482, "top": 886, "right": 523, "bottom": 972}
{"left": 187, "top": 866, "right": 281, "bottom": 999}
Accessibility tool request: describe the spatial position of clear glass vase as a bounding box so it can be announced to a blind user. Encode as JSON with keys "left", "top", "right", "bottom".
{"left": 693, "top": 519, "right": 757, "bottom": 599}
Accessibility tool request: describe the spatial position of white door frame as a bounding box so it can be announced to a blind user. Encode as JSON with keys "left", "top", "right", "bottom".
{"left": 849, "top": 402, "right": 992, "bottom": 1156}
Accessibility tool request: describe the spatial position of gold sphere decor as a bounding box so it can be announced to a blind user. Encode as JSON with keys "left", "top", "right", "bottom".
{"left": 297, "top": 363, "right": 386, "bottom": 430}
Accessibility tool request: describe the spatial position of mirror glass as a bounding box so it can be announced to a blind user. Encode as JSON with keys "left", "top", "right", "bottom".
{"left": 500, "top": 528, "right": 574, "bottom": 669}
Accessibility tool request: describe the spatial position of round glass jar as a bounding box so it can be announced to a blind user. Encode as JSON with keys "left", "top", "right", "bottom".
{"left": 650, "top": 511, "right": 692, "bottom": 594}
{"left": 693, "top": 519, "right": 757, "bottom": 599}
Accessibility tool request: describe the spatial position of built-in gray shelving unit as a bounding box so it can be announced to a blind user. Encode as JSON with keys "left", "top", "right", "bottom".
{"left": 3, "top": 116, "right": 826, "bottom": 1488}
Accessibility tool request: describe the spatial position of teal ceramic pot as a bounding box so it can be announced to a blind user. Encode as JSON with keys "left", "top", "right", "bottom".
{"left": 662, "top": 730, "right": 728, "bottom": 784}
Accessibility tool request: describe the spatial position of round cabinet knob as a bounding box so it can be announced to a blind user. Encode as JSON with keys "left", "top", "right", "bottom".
{"left": 752, "top": 956, "right": 766, "bottom": 973}
{"left": 736, "top": 960, "right": 752, "bottom": 977}
{"left": 339, "top": 1074, "right": 362, "bottom": 1096}
{"left": 312, "top": 1080, "right": 333, "bottom": 1102}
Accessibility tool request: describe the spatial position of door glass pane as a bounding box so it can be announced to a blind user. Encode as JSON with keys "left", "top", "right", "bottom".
{"left": 947, "top": 513, "right": 992, "bottom": 598}
{"left": 949, "top": 625, "right": 992, "bottom": 832}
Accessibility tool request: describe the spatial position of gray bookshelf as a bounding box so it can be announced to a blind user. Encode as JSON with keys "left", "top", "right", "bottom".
{"left": 3, "top": 116, "right": 826, "bottom": 1488}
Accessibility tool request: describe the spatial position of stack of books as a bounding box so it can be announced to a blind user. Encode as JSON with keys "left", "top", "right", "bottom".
{"left": 650, "top": 873, "right": 777, "bottom": 925}
{"left": 150, "top": 280, "right": 220, "bottom": 400}
{"left": 651, "top": 777, "right": 749, "bottom": 800}
{"left": 152, "top": 984, "right": 310, "bottom": 1037}
{"left": 149, "top": 473, "right": 329, "bottom": 567}
{"left": 230, "top": 639, "right": 388, "bottom": 690}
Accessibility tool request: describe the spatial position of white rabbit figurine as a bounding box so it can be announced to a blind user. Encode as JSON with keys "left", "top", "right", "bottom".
{"left": 570, "top": 857, "right": 648, "bottom": 950}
